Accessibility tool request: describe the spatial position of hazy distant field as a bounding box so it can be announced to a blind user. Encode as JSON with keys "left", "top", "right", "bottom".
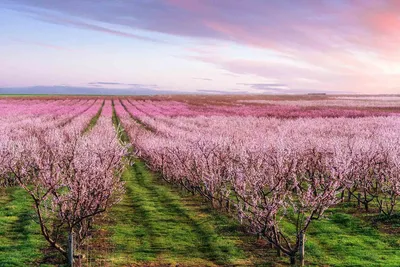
{"left": 1, "top": 95, "right": 400, "bottom": 266}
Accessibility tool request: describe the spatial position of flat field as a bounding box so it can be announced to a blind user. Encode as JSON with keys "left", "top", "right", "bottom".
{"left": 1, "top": 95, "right": 400, "bottom": 266}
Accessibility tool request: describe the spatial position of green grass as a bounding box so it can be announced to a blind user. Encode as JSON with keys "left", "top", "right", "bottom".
{"left": 105, "top": 103, "right": 265, "bottom": 266}
{"left": 105, "top": 101, "right": 400, "bottom": 266}
{"left": 0, "top": 102, "right": 399, "bottom": 266}
{"left": 301, "top": 208, "right": 400, "bottom": 266}
{"left": 92, "top": 161, "right": 254, "bottom": 266}
{"left": 2, "top": 173, "right": 400, "bottom": 266}
{"left": 82, "top": 100, "right": 105, "bottom": 134}
{"left": 0, "top": 188, "right": 51, "bottom": 266}
{"left": 89, "top": 158, "right": 400, "bottom": 267}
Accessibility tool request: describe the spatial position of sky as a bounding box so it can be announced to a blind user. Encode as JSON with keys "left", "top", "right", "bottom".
{"left": 1, "top": 0, "right": 400, "bottom": 94}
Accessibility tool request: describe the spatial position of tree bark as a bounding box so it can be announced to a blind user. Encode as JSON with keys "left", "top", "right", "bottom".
{"left": 290, "top": 255, "right": 296, "bottom": 265}
{"left": 277, "top": 247, "right": 282, "bottom": 257}
{"left": 68, "top": 231, "right": 74, "bottom": 267}
{"left": 299, "top": 231, "right": 305, "bottom": 266}
{"left": 276, "top": 235, "right": 281, "bottom": 256}
{"left": 364, "top": 201, "right": 369, "bottom": 213}
{"left": 363, "top": 191, "right": 369, "bottom": 212}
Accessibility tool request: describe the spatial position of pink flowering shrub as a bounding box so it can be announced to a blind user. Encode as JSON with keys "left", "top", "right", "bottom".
{"left": 0, "top": 100, "right": 127, "bottom": 261}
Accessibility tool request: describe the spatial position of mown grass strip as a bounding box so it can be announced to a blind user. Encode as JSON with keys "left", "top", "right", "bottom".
{"left": 101, "top": 101, "right": 256, "bottom": 266}
{"left": 58, "top": 99, "right": 95, "bottom": 128}
{"left": 107, "top": 161, "right": 253, "bottom": 266}
{"left": 0, "top": 99, "right": 107, "bottom": 266}
{"left": 82, "top": 99, "right": 105, "bottom": 134}
{"left": 0, "top": 188, "right": 52, "bottom": 266}
{"left": 303, "top": 208, "right": 400, "bottom": 266}
{"left": 112, "top": 99, "right": 131, "bottom": 145}
{"left": 111, "top": 98, "right": 400, "bottom": 266}
{"left": 120, "top": 99, "right": 156, "bottom": 132}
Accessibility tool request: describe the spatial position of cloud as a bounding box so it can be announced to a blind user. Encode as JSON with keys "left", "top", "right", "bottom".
{"left": 0, "top": 1, "right": 347, "bottom": 51}
{"left": 11, "top": 38, "right": 73, "bottom": 51}
{"left": 188, "top": 53, "right": 365, "bottom": 93}
{"left": 37, "top": 15, "right": 160, "bottom": 42}
{"left": 88, "top": 82, "right": 124, "bottom": 85}
{"left": 0, "top": 85, "right": 179, "bottom": 95}
{"left": 4, "top": 0, "right": 400, "bottom": 93}
{"left": 238, "top": 83, "right": 288, "bottom": 89}
{"left": 88, "top": 82, "right": 158, "bottom": 88}
{"left": 192, "top": 77, "right": 213, "bottom": 81}
{"left": 3, "top": 3, "right": 161, "bottom": 42}
{"left": 6, "top": 1, "right": 400, "bottom": 55}
{"left": 196, "top": 89, "right": 250, "bottom": 94}
{"left": 237, "top": 83, "right": 292, "bottom": 93}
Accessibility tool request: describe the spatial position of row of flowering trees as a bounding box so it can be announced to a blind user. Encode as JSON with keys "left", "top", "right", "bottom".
{"left": 0, "top": 100, "right": 127, "bottom": 265}
{"left": 117, "top": 99, "right": 400, "bottom": 265}
{"left": 118, "top": 98, "right": 389, "bottom": 118}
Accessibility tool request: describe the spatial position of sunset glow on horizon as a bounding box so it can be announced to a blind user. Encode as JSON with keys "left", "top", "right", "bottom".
{"left": 1, "top": 0, "right": 400, "bottom": 94}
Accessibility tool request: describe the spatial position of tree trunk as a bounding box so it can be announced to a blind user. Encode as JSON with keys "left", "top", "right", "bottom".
{"left": 299, "top": 231, "right": 305, "bottom": 266}
{"left": 68, "top": 231, "right": 74, "bottom": 267}
{"left": 276, "top": 235, "right": 281, "bottom": 256}
{"left": 211, "top": 198, "right": 217, "bottom": 209}
{"left": 277, "top": 247, "right": 281, "bottom": 257}
{"left": 290, "top": 255, "right": 296, "bottom": 265}
{"left": 363, "top": 191, "right": 369, "bottom": 212}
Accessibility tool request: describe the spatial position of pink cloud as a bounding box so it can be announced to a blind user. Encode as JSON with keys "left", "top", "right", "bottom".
{"left": 11, "top": 38, "right": 75, "bottom": 51}
{"left": 6, "top": 0, "right": 400, "bottom": 93}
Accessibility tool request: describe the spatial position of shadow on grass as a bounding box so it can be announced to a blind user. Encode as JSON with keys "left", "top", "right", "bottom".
{"left": 132, "top": 162, "right": 232, "bottom": 264}
{"left": 93, "top": 160, "right": 262, "bottom": 266}
{"left": 0, "top": 188, "right": 60, "bottom": 266}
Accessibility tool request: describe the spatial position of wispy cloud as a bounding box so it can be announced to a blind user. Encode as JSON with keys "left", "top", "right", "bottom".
{"left": 11, "top": 38, "right": 73, "bottom": 51}
{"left": 238, "top": 83, "right": 288, "bottom": 88}
{"left": 196, "top": 89, "right": 250, "bottom": 94}
{"left": 37, "top": 15, "right": 161, "bottom": 42}
{"left": 8, "top": 0, "right": 400, "bottom": 54}
{"left": 4, "top": 0, "right": 400, "bottom": 93}
{"left": 193, "top": 77, "right": 213, "bottom": 81}
{"left": 4, "top": 3, "right": 162, "bottom": 42}
{"left": 88, "top": 82, "right": 158, "bottom": 88}
{"left": 88, "top": 82, "right": 124, "bottom": 85}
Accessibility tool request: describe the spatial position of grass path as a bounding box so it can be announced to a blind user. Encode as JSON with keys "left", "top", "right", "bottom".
{"left": 304, "top": 208, "right": 400, "bottom": 266}
{"left": 89, "top": 160, "right": 400, "bottom": 267}
{"left": 2, "top": 171, "right": 399, "bottom": 266}
{"left": 0, "top": 188, "right": 49, "bottom": 266}
{"left": 94, "top": 160, "right": 258, "bottom": 266}
{"left": 1, "top": 100, "right": 399, "bottom": 266}
{"left": 103, "top": 100, "right": 400, "bottom": 266}
{"left": 104, "top": 100, "right": 267, "bottom": 266}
